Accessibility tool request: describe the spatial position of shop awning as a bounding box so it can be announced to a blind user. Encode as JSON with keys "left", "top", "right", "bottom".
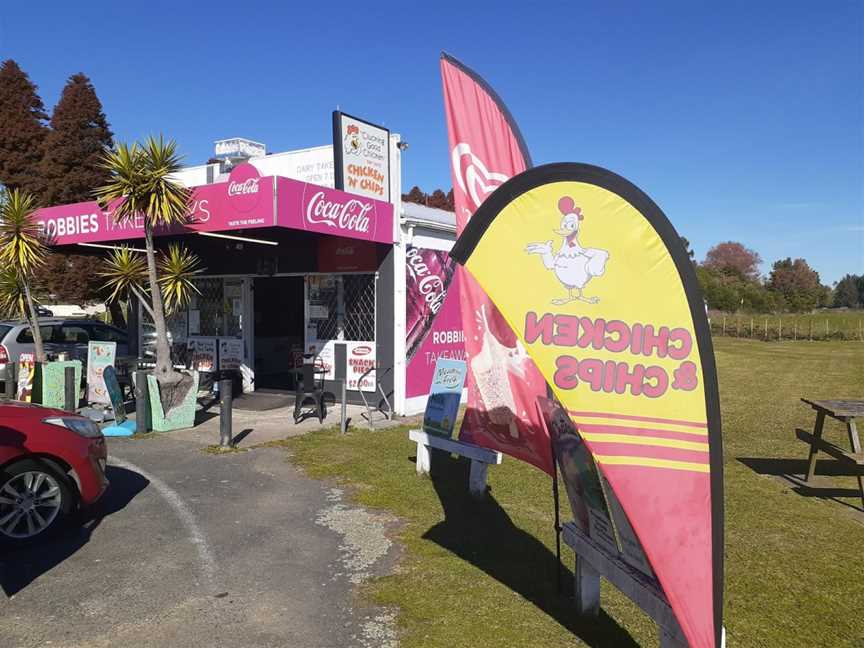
{"left": 33, "top": 164, "right": 395, "bottom": 247}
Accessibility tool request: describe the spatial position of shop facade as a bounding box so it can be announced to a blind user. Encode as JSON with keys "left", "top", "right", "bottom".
{"left": 33, "top": 136, "right": 463, "bottom": 415}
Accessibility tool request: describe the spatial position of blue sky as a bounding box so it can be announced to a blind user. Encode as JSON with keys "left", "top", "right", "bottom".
{"left": 1, "top": 1, "right": 861, "bottom": 283}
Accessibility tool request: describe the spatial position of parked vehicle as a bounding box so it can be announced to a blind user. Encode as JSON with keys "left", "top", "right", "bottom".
{"left": 0, "top": 318, "right": 129, "bottom": 390}
{"left": 0, "top": 400, "right": 108, "bottom": 545}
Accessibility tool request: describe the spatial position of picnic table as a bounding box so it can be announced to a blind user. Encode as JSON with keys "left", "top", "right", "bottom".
{"left": 795, "top": 399, "right": 864, "bottom": 509}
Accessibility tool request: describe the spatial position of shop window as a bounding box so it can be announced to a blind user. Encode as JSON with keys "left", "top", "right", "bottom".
{"left": 187, "top": 278, "right": 243, "bottom": 338}
{"left": 307, "top": 274, "right": 375, "bottom": 342}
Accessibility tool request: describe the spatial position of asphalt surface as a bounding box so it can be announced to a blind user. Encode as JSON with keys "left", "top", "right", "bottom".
{"left": 0, "top": 433, "right": 399, "bottom": 648}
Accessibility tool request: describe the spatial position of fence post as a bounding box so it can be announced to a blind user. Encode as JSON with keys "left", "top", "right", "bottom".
{"left": 750, "top": 318, "right": 754, "bottom": 338}
{"left": 809, "top": 320, "right": 813, "bottom": 341}
{"left": 794, "top": 321, "right": 797, "bottom": 341}
{"left": 722, "top": 316, "right": 726, "bottom": 336}
{"left": 764, "top": 318, "right": 768, "bottom": 340}
{"left": 4, "top": 362, "right": 15, "bottom": 399}
{"left": 778, "top": 318, "right": 782, "bottom": 341}
{"left": 219, "top": 378, "right": 233, "bottom": 447}
{"left": 825, "top": 319, "right": 829, "bottom": 340}
{"left": 64, "top": 366, "right": 76, "bottom": 412}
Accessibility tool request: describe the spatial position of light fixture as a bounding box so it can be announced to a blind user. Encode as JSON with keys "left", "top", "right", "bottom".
{"left": 197, "top": 231, "right": 278, "bottom": 246}
{"left": 397, "top": 141, "right": 409, "bottom": 151}
{"left": 79, "top": 242, "right": 147, "bottom": 253}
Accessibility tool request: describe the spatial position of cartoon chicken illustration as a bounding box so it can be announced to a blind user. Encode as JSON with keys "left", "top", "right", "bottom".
{"left": 525, "top": 197, "right": 609, "bottom": 304}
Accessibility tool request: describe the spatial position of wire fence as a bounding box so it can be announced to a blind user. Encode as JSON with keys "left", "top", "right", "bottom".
{"left": 708, "top": 312, "right": 864, "bottom": 342}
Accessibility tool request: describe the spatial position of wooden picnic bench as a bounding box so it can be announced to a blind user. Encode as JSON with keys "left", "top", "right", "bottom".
{"left": 796, "top": 399, "right": 864, "bottom": 509}
{"left": 408, "top": 429, "right": 503, "bottom": 499}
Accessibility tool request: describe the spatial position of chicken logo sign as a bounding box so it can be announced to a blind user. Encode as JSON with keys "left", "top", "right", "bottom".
{"left": 450, "top": 162, "right": 723, "bottom": 648}
{"left": 525, "top": 197, "right": 609, "bottom": 304}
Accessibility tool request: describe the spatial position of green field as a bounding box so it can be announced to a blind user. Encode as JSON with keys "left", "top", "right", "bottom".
{"left": 283, "top": 338, "right": 864, "bottom": 647}
{"left": 709, "top": 310, "right": 864, "bottom": 341}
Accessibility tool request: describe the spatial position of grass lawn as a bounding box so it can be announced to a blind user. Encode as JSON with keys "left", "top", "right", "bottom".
{"left": 283, "top": 338, "right": 864, "bottom": 647}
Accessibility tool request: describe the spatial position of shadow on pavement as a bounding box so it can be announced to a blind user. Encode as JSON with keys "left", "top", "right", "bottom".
{"left": 0, "top": 465, "right": 149, "bottom": 596}
{"left": 421, "top": 454, "right": 639, "bottom": 648}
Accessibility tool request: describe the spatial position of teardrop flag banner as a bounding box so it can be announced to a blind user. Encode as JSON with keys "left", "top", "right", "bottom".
{"left": 441, "top": 52, "right": 554, "bottom": 475}
{"left": 449, "top": 163, "right": 724, "bottom": 648}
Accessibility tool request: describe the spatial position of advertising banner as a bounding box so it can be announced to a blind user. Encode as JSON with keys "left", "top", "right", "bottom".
{"left": 422, "top": 358, "right": 468, "bottom": 438}
{"left": 333, "top": 111, "right": 390, "bottom": 202}
{"left": 405, "top": 247, "right": 464, "bottom": 399}
{"left": 86, "top": 341, "right": 117, "bottom": 405}
{"left": 441, "top": 53, "right": 553, "bottom": 475}
{"left": 16, "top": 352, "right": 35, "bottom": 402}
{"left": 346, "top": 342, "right": 376, "bottom": 392}
{"left": 188, "top": 338, "right": 217, "bottom": 372}
{"left": 219, "top": 339, "right": 244, "bottom": 371}
{"left": 450, "top": 163, "right": 723, "bottom": 648}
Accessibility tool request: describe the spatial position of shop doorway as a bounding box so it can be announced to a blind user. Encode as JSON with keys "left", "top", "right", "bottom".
{"left": 253, "top": 276, "right": 305, "bottom": 389}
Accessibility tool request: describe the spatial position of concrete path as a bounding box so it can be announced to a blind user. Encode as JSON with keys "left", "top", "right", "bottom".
{"left": 0, "top": 429, "right": 400, "bottom": 647}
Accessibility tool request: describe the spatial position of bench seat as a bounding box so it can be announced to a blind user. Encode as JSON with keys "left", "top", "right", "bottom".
{"left": 408, "top": 429, "right": 503, "bottom": 498}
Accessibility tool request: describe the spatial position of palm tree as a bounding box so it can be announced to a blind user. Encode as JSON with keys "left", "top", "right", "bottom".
{"left": 95, "top": 136, "right": 190, "bottom": 386}
{"left": 0, "top": 189, "right": 48, "bottom": 362}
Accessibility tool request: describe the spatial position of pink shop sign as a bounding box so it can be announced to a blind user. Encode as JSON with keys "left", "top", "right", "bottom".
{"left": 34, "top": 165, "right": 276, "bottom": 246}
{"left": 277, "top": 177, "right": 394, "bottom": 244}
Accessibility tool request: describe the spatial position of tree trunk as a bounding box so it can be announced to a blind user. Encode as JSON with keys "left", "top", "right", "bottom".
{"left": 108, "top": 300, "right": 126, "bottom": 328}
{"left": 22, "top": 279, "right": 46, "bottom": 363}
{"left": 143, "top": 224, "right": 178, "bottom": 385}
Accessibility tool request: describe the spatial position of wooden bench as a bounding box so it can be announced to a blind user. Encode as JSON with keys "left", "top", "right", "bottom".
{"left": 563, "top": 521, "right": 725, "bottom": 648}
{"left": 408, "top": 429, "right": 503, "bottom": 499}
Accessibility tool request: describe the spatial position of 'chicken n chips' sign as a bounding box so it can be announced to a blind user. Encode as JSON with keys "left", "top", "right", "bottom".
{"left": 450, "top": 162, "right": 724, "bottom": 648}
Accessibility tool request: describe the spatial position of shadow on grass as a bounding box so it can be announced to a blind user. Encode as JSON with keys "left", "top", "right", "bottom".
{"left": 0, "top": 466, "right": 149, "bottom": 596}
{"left": 737, "top": 457, "right": 864, "bottom": 513}
{"left": 421, "top": 454, "right": 638, "bottom": 648}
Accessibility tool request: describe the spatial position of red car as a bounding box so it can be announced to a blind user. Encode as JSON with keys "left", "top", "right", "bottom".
{"left": 0, "top": 401, "right": 108, "bottom": 545}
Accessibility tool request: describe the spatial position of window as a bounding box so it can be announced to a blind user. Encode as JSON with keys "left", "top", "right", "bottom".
{"left": 90, "top": 324, "right": 127, "bottom": 344}
{"left": 58, "top": 325, "right": 89, "bottom": 344}
{"left": 307, "top": 274, "right": 376, "bottom": 342}
{"left": 16, "top": 325, "right": 55, "bottom": 344}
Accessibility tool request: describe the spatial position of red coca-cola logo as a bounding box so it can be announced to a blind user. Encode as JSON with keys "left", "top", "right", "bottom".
{"left": 227, "top": 163, "right": 262, "bottom": 213}
{"left": 352, "top": 345, "right": 372, "bottom": 356}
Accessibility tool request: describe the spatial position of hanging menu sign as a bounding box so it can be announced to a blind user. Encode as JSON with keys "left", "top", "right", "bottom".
{"left": 333, "top": 111, "right": 390, "bottom": 202}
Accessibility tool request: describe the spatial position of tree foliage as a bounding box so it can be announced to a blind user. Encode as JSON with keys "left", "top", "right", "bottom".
{"left": 703, "top": 241, "right": 762, "bottom": 281}
{"left": 833, "top": 274, "right": 863, "bottom": 308}
{"left": 39, "top": 73, "right": 114, "bottom": 206}
{"left": 402, "top": 185, "right": 455, "bottom": 211}
{"left": 767, "top": 257, "right": 826, "bottom": 313}
{"left": 0, "top": 60, "right": 48, "bottom": 198}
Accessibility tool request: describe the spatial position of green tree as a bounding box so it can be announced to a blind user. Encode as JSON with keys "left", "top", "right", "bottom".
{"left": 95, "top": 137, "right": 192, "bottom": 391}
{"left": 833, "top": 274, "right": 862, "bottom": 308}
{"left": 39, "top": 73, "right": 114, "bottom": 206}
{"left": 0, "top": 60, "right": 48, "bottom": 198}
{"left": 0, "top": 189, "right": 49, "bottom": 361}
{"left": 767, "top": 257, "right": 824, "bottom": 313}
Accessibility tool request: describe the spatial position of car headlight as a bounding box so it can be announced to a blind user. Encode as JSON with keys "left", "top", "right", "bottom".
{"left": 43, "top": 416, "right": 103, "bottom": 438}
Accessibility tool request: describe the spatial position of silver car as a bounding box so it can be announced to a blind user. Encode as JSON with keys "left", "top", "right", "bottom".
{"left": 0, "top": 318, "right": 129, "bottom": 386}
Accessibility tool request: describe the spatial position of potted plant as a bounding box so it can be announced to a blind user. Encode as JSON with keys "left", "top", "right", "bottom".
{"left": 96, "top": 137, "right": 203, "bottom": 431}
{"left": 0, "top": 188, "right": 83, "bottom": 407}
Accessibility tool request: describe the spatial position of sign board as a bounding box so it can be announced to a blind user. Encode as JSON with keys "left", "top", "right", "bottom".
{"left": 86, "top": 341, "right": 117, "bottom": 404}
{"left": 333, "top": 111, "right": 390, "bottom": 202}
{"left": 102, "top": 365, "right": 126, "bottom": 424}
{"left": 188, "top": 338, "right": 217, "bottom": 372}
{"left": 16, "top": 353, "right": 35, "bottom": 402}
{"left": 310, "top": 342, "right": 336, "bottom": 381}
{"left": 422, "top": 358, "right": 467, "bottom": 438}
{"left": 346, "top": 342, "right": 376, "bottom": 392}
{"left": 214, "top": 137, "right": 266, "bottom": 160}
{"left": 219, "top": 339, "right": 244, "bottom": 371}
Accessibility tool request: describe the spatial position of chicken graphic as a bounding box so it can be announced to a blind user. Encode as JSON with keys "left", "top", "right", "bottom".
{"left": 525, "top": 197, "right": 609, "bottom": 304}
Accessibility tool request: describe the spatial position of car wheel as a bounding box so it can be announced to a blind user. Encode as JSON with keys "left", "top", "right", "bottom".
{"left": 0, "top": 459, "right": 75, "bottom": 546}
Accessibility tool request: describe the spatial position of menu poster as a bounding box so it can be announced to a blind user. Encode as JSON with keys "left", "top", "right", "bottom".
{"left": 219, "top": 339, "right": 244, "bottom": 371}
{"left": 188, "top": 338, "right": 217, "bottom": 372}
{"left": 422, "top": 358, "right": 467, "bottom": 438}
{"left": 537, "top": 397, "right": 618, "bottom": 556}
{"left": 86, "top": 341, "right": 117, "bottom": 405}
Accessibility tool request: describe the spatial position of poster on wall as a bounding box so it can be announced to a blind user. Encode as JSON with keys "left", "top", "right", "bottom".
{"left": 405, "top": 247, "right": 465, "bottom": 400}
{"left": 86, "top": 341, "right": 117, "bottom": 405}
{"left": 219, "top": 339, "right": 244, "bottom": 370}
{"left": 311, "top": 342, "right": 336, "bottom": 381}
{"left": 333, "top": 111, "right": 390, "bottom": 202}
{"left": 188, "top": 338, "right": 217, "bottom": 372}
{"left": 16, "top": 352, "right": 35, "bottom": 402}
{"left": 346, "top": 342, "right": 376, "bottom": 392}
{"left": 450, "top": 163, "right": 724, "bottom": 648}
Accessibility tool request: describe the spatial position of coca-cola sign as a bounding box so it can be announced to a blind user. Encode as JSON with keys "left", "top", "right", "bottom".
{"left": 406, "top": 247, "right": 447, "bottom": 315}
{"left": 227, "top": 163, "right": 262, "bottom": 213}
{"left": 306, "top": 191, "right": 372, "bottom": 234}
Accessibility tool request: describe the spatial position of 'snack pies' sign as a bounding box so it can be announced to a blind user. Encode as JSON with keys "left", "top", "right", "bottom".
{"left": 450, "top": 163, "right": 723, "bottom": 648}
